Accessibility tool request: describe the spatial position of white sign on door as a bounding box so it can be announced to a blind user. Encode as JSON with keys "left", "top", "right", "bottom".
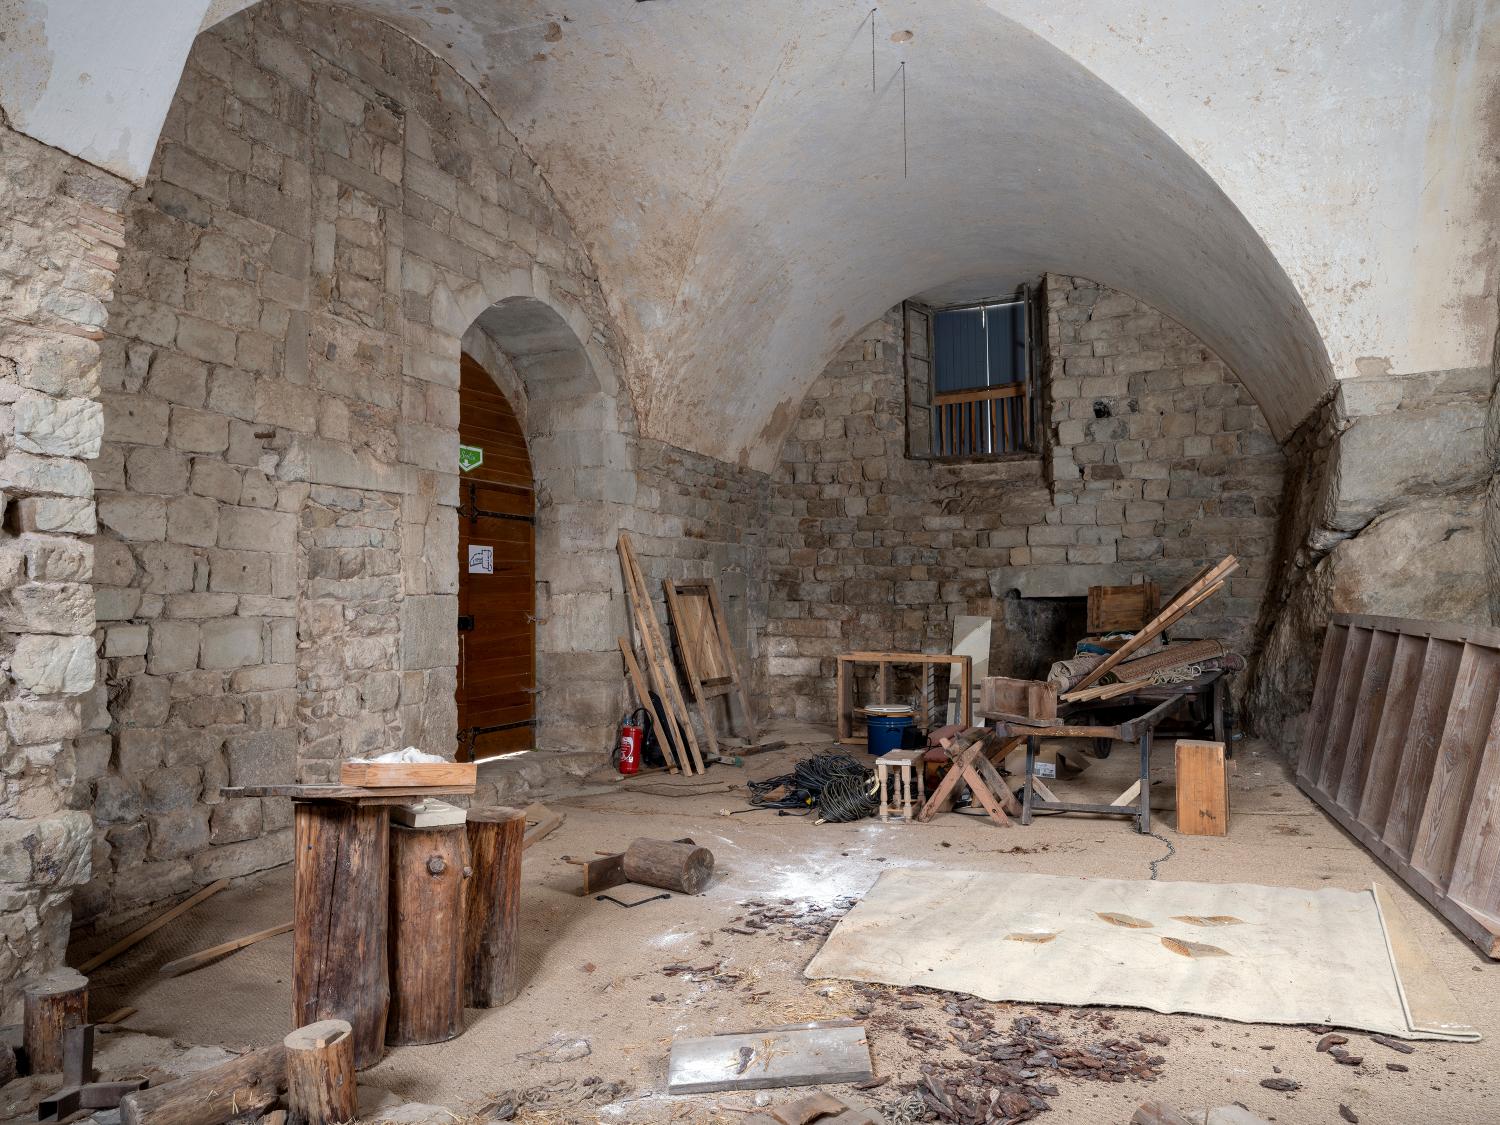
{"left": 467, "top": 545, "right": 494, "bottom": 574}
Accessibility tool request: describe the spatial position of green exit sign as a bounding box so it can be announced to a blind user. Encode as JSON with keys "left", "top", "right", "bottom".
{"left": 458, "top": 444, "right": 483, "bottom": 472}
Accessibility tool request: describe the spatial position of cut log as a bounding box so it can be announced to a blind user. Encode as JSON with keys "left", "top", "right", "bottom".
{"left": 622, "top": 837, "right": 714, "bottom": 894}
{"left": 387, "top": 823, "right": 466, "bottom": 1046}
{"left": 464, "top": 807, "right": 526, "bottom": 1008}
{"left": 119, "top": 1044, "right": 285, "bottom": 1125}
{"left": 293, "top": 802, "right": 389, "bottom": 1070}
{"left": 284, "top": 1020, "right": 356, "bottom": 1125}
{"left": 23, "top": 969, "right": 87, "bottom": 1074}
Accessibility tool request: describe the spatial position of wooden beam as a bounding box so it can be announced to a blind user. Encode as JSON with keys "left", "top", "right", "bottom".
{"left": 78, "top": 880, "right": 228, "bottom": 974}
{"left": 159, "top": 922, "right": 292, "bottom": 978}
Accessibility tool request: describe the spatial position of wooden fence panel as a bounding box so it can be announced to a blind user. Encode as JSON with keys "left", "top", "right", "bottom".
{"left": 1297, "top": 614, "right": 1500, "bottom": 959}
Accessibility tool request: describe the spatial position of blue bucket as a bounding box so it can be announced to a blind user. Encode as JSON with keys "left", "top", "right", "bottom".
{"left": 866, "top": 710, "right": 915, "bottom": 756}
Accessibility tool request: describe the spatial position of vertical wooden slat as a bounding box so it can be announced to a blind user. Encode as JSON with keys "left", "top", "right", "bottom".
{"left": 1335, "top": 627, "right": 1398, "bottom": 812}
{"left": 1296, "top": 623, "right": 1350, "bottom": 783}
{"left": 1409, "top": 645, "right": 1500, "bottom": 886}
{"left": 988, "top": 400, "right": 997, "bottom": 454}
{"left": 1314, "top": 626, "right": 1373, "bottom": 796}
{"left": 1381, "top": 637, "right": 1465, "bottom": 854}
{"left": 1358, "top": 632, "right": 1436, "bottom": 833}
{"left": 1445, "top": 701, "right": 1500, "bottom": 918}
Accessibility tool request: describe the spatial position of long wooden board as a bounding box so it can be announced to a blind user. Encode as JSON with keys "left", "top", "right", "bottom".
{"left": 339, "top": 762, "right": 477, "bottom": 787}
{"left": 1297, "top": 613, "right": 1500, "bottom": 958}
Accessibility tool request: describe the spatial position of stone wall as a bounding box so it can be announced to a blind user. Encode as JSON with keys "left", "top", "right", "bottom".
{"left": 1247, "top": 365, "right": 1493, "bottom": 753}
{"left": 68, "top": 0, "right": 775, "bottom": 930}
{"left": 765, "top": 275, "right": 1283, "bottom": 724}
{"left": 76, "top": 0, "right": 765, "bottom": 929}
{"left": 0, "top": 122, "right": 131, "bottom": 1012}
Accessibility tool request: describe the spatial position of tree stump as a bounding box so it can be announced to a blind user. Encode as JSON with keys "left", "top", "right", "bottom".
{"left": 463, "top": 807, "right": 525, "bottom": 1008}
{"left": 387, "top": 823, "right": 466, "bottom": 1045}
{"left": 622, "top": 838, "right": 714, "bottom": 894}
{"left": 23, "top": 969, "right": 87, "bottom": 1074}
{"left": 293, "top": 801, "right": 389, "bottom": 1069}
{"left": 284, "top": 1020, "right": 356, "bottom": 1125}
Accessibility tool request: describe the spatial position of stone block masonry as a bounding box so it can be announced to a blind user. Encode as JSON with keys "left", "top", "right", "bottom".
{"left": 765, "top": 275, "right": 1285, "bottom": 724}
{"left": 0, "top": 123, "right": 132, "bottom": 1015}
{"left": 71, "top": 0, "right": 769, "bottom": 938}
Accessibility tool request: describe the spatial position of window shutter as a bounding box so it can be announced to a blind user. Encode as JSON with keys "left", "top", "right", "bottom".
{"left": 903, "top": 301, "right": 933, "bottom": 459}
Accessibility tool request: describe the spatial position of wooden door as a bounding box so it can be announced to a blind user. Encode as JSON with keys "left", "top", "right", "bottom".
{"left": 457, "top": 352, "right": 536, "bottom": 760}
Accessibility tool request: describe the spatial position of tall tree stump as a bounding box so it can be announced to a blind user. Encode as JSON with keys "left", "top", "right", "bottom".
{"left": 284, "top": 1020, "right": 356, "bottom": 1125}
{"left": 293, "top": 801, "right": 389, "bottom": 1069}
{"left": 464, "top": 807, "right": 525, "bottom": 1008}
{"left": 387, "top": 823, "right": 466, "bottom": 1045}
{"left": 623, "top": 838, "right": 714, "bottom": 894}
{"left": 23, "top": 968, "right": 87, "bottom": 1074}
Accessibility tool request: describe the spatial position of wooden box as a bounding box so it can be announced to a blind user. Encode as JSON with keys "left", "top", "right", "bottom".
{"left": 1174, "top": 740, "right": 1229, "bottom": 836}
{"left": 979, "top": 676, "right": 1057, "bottom": 725}
{"left": 339, "top": 761, "right": 477, "bottom": 788}
{"left": 1087, "top": 582, "right": 1160, "bottom": 634}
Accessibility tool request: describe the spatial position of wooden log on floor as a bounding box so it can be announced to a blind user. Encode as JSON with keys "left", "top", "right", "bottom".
{"left": 622, "top": 837, "right": 714, "bottom": 894}
{"left": 23, "top": 969, "right": 87, "bottom": 1074}
{"left": 119, "top": 1044, "right": 285, "bottom": 1125}
{"left": 464, "top": 807, "right": 526, "bottom": 1008}
{"left": 284, "top": 1020, "right": 356, "bottom": 1125}
{"left": 293, "top": 802, "right": 389, "bottom": 1070}
{"left": 387, "top": 823, "right": 466, "bottom": 1046}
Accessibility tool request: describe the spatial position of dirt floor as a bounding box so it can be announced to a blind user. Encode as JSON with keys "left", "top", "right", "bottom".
{"left": 34, "top": 724, "right": 1500, "bottom": 1124}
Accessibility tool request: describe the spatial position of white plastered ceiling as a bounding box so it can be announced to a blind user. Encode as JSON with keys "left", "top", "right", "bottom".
{"left": 2, "top": 0, "right": 1495, "bottom": 469}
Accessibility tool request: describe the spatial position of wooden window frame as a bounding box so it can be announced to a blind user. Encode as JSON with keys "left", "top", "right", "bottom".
{"left": 903, "top": 285, "right": 1043, "bottom": 463}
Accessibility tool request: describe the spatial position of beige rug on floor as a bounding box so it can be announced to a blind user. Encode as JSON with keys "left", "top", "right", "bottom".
{"left": 804, "top": 869, "right": 1478, "bottom": 1041}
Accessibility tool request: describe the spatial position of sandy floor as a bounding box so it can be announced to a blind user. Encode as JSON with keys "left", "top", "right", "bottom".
{"left": 58, "top": 727, "right": 1500, "bottom": 1124}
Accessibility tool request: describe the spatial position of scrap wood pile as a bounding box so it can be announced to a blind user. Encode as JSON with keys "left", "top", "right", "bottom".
{"left": 719, "top": 896, "right": 859, "bottom": 940}
{"left": 746, "top": 752, "right": 880, "bottom": 822}
{"left": 1052, "top": 557, "right": 1244, "bottom": 702}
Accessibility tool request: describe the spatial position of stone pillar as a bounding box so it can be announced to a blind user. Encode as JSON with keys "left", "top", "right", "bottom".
{"left": 0, "top": 123, "right": 131, "bottom": 1013}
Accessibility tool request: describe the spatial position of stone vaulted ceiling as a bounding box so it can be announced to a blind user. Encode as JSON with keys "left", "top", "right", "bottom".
{"left": 2, "top": 0, "right": 1497, "bottom": 469}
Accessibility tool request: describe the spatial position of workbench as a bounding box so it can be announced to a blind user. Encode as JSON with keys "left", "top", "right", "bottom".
{"left": 987, "top": 670, "right": 1228, "bottom": 834}
{"left": 836, "top": 651, "right": 972, "bottom": 745}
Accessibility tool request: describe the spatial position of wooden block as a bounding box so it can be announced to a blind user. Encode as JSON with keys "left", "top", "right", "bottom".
{"left": 666, "top": 1021, "right": 873, "bottom": 1094}
{"left": 1175, "top": 740, "right": 1229, "bottom": 836}
{"left": 339, "top": 762, "right": 476, "bottom": 788}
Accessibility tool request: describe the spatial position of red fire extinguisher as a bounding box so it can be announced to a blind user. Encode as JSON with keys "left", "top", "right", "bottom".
{"left": 617, "top": 712, "right": 643, "bottom": 775}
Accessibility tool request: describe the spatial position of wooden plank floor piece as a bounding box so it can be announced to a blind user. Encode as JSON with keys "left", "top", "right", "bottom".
{"left": 1334, "top": 627, "right": 1397, "bottom": 814}
{"left": 1357, "top": 631, "right": 1433, "bottom": 833}
{"left": 1381, "top": 637, "right": 1464, "bottom": 855}
{"left": 1297, "top": 622, "right": 1350, "bottom": 784}
{"left": 1409, "top": 645, "right": 1500, "bottom": 886}
{"left": 666, "top": 1021, "right": 873, "bottom": 1094}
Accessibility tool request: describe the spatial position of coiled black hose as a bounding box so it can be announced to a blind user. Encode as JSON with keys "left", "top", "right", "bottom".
{"left": 746, "top": 751, "right": 879, "bottom": 822}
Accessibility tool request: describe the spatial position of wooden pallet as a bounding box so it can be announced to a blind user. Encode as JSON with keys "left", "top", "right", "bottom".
{"left": 1296, "top": 613, "right": 1500, "bottom": 958}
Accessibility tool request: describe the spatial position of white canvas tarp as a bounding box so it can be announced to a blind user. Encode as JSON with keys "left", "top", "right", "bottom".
{"left": 804, "top": 869, "right": 1477, "bottom": 1041}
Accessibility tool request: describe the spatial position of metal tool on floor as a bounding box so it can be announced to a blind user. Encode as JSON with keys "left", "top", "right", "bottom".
{"left": 37, "top": 1025, "right": 146, "bottom": 1122}
{"left": 595, "top": 892, "right": 671, "bottom": 909}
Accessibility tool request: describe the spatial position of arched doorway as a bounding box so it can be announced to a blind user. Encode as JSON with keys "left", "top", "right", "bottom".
{"left": 457, "top": 352, "right": 537, "bottom": 760}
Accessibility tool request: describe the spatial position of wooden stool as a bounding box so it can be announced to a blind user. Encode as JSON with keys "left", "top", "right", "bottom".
{"left": 876, "top": 749, "right": 926, "bottom": 822}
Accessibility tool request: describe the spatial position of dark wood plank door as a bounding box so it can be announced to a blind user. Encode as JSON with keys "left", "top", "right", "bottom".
{"left": 457, "top": 352, "right": 536, "bottom": 760}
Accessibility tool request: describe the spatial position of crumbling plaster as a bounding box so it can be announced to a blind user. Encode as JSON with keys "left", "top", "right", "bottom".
{"left": 3, "top": 1, "right": 1496, "bottom": 471}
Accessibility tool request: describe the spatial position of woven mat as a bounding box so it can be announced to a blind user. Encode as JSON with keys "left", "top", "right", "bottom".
{"left": 1114, "top": 638, "right": 1228, "bottom": 680}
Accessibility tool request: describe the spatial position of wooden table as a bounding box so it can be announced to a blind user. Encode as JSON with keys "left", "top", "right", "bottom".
{"left": 221, "top": 783, "right": 475, "bottom": 1068}
{"left": 987, "top": 671, "right": 1228, "bottom": 834}
{"left": 836, "top": 652, "right": 971, "bottom": 745}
